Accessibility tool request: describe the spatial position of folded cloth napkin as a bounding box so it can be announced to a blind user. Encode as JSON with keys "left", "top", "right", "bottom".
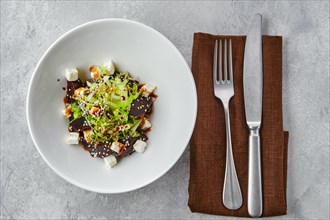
{"left": 188, "top": 33, "right": 289, "bottom": 217}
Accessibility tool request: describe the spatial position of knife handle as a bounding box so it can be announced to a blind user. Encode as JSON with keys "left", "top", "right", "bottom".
{"left": 248, "top": 126, "right": 263, "bottom": 217}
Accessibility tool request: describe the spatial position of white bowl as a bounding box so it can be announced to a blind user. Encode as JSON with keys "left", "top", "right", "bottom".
{"left": 26, "top": 19, "right": 197, "bottom": 193}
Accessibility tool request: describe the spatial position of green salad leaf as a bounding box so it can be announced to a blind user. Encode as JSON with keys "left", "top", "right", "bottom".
{"left": 71, "top": 101, "right": 83, "bottom": 119}
{"left": 73, "top": 71, "right": 141, "bottom": 142}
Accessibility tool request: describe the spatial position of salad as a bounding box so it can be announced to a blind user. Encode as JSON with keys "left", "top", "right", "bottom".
{"left": 63, "top": 59, "right": 156, "bottom": 168}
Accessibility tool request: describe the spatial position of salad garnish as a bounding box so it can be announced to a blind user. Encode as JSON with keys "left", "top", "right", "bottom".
{"left": 63, "top": 59, "right": 156, "bottom": 168}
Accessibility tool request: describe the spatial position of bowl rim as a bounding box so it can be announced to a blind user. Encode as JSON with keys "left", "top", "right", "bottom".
{"left": 26, "top": 18, "right": 197, "bottom": 193}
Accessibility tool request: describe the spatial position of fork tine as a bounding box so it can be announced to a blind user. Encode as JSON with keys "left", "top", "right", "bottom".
{"left": 219, "top": 39, "right": 223, "bottom": 83}
{"left": 229, "top": 39, "right": 233, "bottom": 83}
{"left": 224, "top": 39, "right": 228, "bottom": 82}
{"left": 213, "top": 40, "right": 218, "bottom": 84}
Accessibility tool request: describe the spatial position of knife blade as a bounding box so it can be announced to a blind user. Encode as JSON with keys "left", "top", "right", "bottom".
{"left": 243, "top": 13, "right": 263, "bottom": 218}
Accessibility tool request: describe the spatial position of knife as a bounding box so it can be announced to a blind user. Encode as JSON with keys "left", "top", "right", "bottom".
{"left": 243, "top": 14, "right": 263, "bottom": 218}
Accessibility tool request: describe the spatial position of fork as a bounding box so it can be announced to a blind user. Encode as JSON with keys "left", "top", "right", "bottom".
{"left": 213, "top": 39, "right": 243, "bottom": 210}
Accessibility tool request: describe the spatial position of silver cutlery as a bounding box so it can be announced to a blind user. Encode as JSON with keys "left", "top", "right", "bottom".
{"left": 243, "top": 13, "right": 263, "bottom": 218}
{"left": 213, "top": 38, "right": 243, "bottom": 210}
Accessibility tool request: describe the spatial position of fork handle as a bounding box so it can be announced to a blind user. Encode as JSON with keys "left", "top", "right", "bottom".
{"left": 222, "top": 103, "right": 243, "bottom": 210}
{"left": 248, "top": 126, "right": 263, "bottom": 217}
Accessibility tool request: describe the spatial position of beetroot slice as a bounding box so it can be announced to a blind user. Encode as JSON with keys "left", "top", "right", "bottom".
{"left": 93, "top": 143, "right": 113, "bottom": 158}
{"left": 118, "top": 136, "right": 138, "bottom": 157}
{"left": 80, "top": 138, "right": 113, "bottom": 158}
{"left": 68, "top": 116, "right": 91, "bottom": 132}
{"left": 80, "top": 137, "right": 94, "bottom": 154}
{"left": 139, "top": 134, "right": 148, "bottom": 142}
{"left": 129, "top": 96, "right": 153, "bottom": 118}
{"left": 66, "top": 79, "right": 84, "bottom": 103}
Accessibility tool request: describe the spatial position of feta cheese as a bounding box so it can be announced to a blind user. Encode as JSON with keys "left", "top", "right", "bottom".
{"left": 65, "top": 68, "right": 79, "bottom": 81}
{"left": 67, "top": 132, "right": 79, "bottom": 145}
{"left": 141, "top": 118, "right": 152, "bottom": 130}
{"left": 133, "top": 140, "right": 147, "bottom": 153}
{"left": 110, "top": 142, "right": 125, "bottom": 154}
{"left": 103, "top": 59, "right": 115, "bottom": 75}
{"left": 90, "top": 65, "right": 100, "bottom": 80}
{"left": 140, "top": 84, "right": 156, "bottom": 97}
{"left": 83, "top": 129, "right": 93, "bottom": 143}
{"left": 104, "top": 155, "right": 117, "bottom": 168}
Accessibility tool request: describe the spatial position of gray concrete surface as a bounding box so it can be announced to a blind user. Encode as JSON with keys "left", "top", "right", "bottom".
{"left": 1, "top": 1, "right": 329, "bottom": 219}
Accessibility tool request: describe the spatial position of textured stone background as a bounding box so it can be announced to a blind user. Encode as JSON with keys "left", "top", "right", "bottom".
{"left": 1, "top": 1, "right": 329, "bottom": 219}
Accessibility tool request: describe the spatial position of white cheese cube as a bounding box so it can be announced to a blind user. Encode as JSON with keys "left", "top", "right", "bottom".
{"left": 133, "top": 140, "right": 147, "bottom": 153}
{"left": 65, "top": 68, "right": 79, "bottom": 81}
{"left": 103, "top": 59, "right": 115, "bottom": 75}
{"left": 140, "top": 84, "right": 156, "bottom": 97}
{"left": 104, "top": 155, "right": 117, "bottom": 168}
{"left": 110, "top": 142, "right": 125, "bottom": 154}
{"left": 141, "top": 118, "right": 152, "bottom": 130}
{"left": 67, "top": 132, "right": 79, "bottom": 145}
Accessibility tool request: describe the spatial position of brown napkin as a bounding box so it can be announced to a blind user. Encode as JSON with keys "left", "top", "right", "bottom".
{"left": 188, "top": 33, "right": 289, "bottom": 217}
